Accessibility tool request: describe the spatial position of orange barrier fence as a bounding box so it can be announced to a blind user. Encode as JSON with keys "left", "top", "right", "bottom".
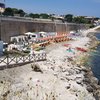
{"left": 39, "top": 41, "right": 50, "bottom": 47}
{"left": 37, "top": 34, "right": 71, "bottom": 47}
{"left": 38, "top": 35, "right": 69, "bottom": 42}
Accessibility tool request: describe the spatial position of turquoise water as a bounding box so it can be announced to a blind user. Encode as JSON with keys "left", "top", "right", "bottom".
{"left": 90, "top": 33, "right": 100, "bottom": 81}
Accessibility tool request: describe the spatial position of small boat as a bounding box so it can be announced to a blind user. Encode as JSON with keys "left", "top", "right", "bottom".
{"left": 63, "top": 44, "right": 71, "bottom": 47}
{"left": 76, "top": 47, "right": 87, "bottom": 52}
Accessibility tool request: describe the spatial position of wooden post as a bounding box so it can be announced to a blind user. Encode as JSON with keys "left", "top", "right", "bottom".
{"left": 6, "top": 54, "right": 9, "bottom": 68}
{"left": 29, "top": 54, "right": 31, "bottom": 62}
{"left": 16, "top": 55, "right": 18, "bottom": 64}
{"left": 22, "top": 55, "right": 24, "bottom": 63}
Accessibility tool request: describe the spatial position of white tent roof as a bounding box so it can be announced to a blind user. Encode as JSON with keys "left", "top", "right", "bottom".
{"left": 39, "top": 31, "right": 46, "bottom": 34}
{"left": 25, "top": 32, "right": 35, "bottom": 35}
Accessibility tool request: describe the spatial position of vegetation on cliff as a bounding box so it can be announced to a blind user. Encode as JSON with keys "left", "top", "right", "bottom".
{"left": 2, "top": 7, "right": 95, "bottom": 25}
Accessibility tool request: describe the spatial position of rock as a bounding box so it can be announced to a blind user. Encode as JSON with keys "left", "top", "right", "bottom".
{"left": 91, "top": 77, "right": 98, "bottom": 85}
{"left": 0, "top": 81, "right": 3, "bottom": 84}
{"left": 87, "top": 86, "right": 93, "bottom": 92}
{"left": 76, "top": 80, "right": 82, "bottom": 84}
{"left": 83, "top": 78, "right": 90, "bottom": 83}
{"left": 32, "top": 64, "right": 43, "bottom": 73}
{"left": 2, "top": 90, "right": 10, "bottom": 98}
{"left": 65, "top": 84, "right": 70, "bottom": 89}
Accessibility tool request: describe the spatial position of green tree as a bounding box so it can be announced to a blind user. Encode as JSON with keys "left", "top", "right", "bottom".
{"left": 3, "top": 7, "right": 14, "bottom": 16}
{"left": 64, "top": 14, "right": 73, "bottom": 22}
{"left": 73, "top": 16, "right": 91, "bottom": 24}
{"left": 29, "top": 13, "right": 40, "bottom": 18}
{"left": 73, "top": 17, "right": 81, "bottom": 23}
{"left": 29, "top": 13, "right": 34, "bottom": 18}
{"left": 17, "top": 9, "right": 25, "bottom": 17}
{"left": 33, "top": 14, "right": 40, "bottom": 18}
{"left": 3, "top": 8, "right": 26, "bottom": 17}
{"left": 39, "top": 13, "right": 50, "bottom": 19}
{"left": 12, "top": 8, "right": 19, "bottom": 14}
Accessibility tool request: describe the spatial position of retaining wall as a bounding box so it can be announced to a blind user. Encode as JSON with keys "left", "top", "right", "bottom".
{"left": 0, "top": 17, "right": 89, "bottom": 42}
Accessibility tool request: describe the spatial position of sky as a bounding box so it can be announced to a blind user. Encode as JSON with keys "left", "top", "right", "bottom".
{"left": 4, "top": 0, "right": 100, "bottom": 17}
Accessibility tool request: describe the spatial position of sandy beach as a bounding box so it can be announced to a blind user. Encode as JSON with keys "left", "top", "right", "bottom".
{"left": 0, "top": 36, "right": 99, "bottom": 100}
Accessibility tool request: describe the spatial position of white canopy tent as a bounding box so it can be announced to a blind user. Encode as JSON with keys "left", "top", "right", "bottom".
{"left": 25, "top": 32, "right": 38, "bottom": 38}
{"left": 39, "top": 31, "right": 46, "bottom": 34}
{"left": 25, "top": 32, "right": 35, "bottom": 35}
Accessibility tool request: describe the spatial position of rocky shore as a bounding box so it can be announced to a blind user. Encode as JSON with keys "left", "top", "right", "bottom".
{"left": 84, "top": 33, "right": 100, "bottom": 100}
{"left": 0, "top": 36, "right": 100, "bottom": 100}
{"left": 83, "top": 67, "right": 100, "bottom": 100}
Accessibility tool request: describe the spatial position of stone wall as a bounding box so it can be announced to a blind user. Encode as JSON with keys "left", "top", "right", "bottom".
{"left": 0, "top": 17, "right": 89, "bottom": 42}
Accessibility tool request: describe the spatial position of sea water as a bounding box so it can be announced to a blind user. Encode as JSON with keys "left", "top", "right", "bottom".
{"left": 90, "top": 33, "right": 100, "bottom": 81}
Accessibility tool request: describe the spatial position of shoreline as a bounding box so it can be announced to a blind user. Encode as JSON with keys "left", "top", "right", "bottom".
{"left": 45, "top": 34, "right": 100, "bottom": 99}
{"left": 37, "top": 36, "right": 100, "bottom": 99}
{"left": 0, "top": 35, "right": 100, "bottom": 99}
{"left": 71, "top": 32, "right": 100, "bottom": 99}
{"left": 84, "top": 33, "right": 100, "bottom": 99}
